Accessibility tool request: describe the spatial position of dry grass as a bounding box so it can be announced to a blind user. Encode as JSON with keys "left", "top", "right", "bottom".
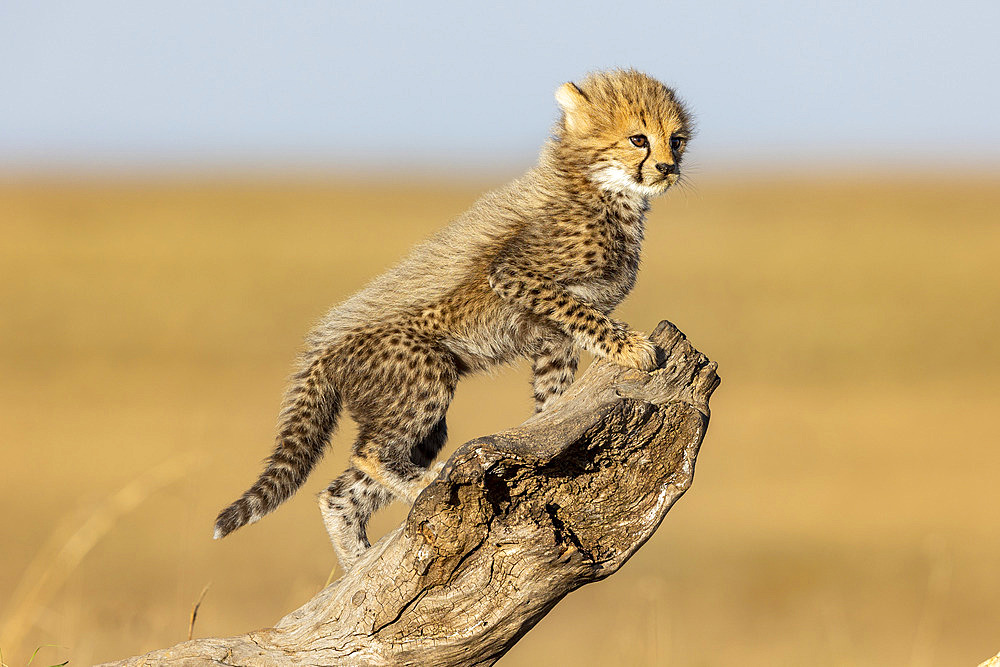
{"left": 1, "top": 454, "right": 197, "bottom": 660}
{"left": 1, "top": 173, "right": 998, "bottom": 665}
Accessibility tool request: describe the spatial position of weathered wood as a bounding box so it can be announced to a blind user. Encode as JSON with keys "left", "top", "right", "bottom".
{"left": 101, "top": 320, "right": 719, "bottom": 667}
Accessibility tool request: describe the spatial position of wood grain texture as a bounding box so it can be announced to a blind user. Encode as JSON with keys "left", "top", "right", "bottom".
{"left": 100, "top": 319, "right": 718, "bottom": 667}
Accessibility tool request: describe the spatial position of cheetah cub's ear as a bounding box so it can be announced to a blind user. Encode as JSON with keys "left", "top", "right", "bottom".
{"left": 555, "top": 81, "right": 590, "bottom": 133}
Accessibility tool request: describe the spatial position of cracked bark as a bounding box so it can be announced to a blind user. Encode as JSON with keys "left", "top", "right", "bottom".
{"left": 100, "top": 320, "right": 719, "bottom": 667}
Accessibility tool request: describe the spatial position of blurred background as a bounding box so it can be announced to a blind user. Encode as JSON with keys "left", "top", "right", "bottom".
{"left": 2, "top": 1, "right": 998, "bottom": 665}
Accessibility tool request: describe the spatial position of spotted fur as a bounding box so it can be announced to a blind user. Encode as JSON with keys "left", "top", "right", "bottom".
{"left": 214, "top": 69, "right": 693, "bottom": 572}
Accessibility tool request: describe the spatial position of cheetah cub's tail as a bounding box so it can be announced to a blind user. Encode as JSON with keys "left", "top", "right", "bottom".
{"left": 214, "top": 354, "right": 340, "bottom": 540}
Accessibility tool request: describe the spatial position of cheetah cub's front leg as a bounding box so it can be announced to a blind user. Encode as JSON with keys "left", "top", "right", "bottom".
{"left": 532, "top": 336, "right": 580, "bottom": 412}
{"left": 490, "top": 263, "right": 659, "bottom": 372}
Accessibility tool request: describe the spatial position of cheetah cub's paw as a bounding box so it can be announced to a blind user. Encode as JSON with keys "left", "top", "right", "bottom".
{"left": 407, "top": 462, "right": 445, "bottom": 503}
{"left": 614, "top": 331, "right": 660, "bottom": 372}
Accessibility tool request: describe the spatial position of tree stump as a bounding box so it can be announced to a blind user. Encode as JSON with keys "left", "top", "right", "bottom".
{"left": 100, "top": 319, "right": 719, "bottom": 666}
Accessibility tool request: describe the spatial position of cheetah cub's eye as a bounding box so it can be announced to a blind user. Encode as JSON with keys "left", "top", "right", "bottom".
{"left": 669, "top": 136, "right": 686, "bottom": 151}
{"left": 629, "top": 135, "right": 648, "bottom": 148}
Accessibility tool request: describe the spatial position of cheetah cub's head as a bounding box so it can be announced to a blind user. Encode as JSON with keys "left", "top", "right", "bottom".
{"left": 555, "top": 69, "right": 692, "bottom": 200}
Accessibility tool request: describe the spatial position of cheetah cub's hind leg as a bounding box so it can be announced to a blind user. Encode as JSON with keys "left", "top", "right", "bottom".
{"left": 318, "top": 468, "right": 393, "bottom": 570}
{"left": 319, "top": 420, "right": 450, "bottom": 571}
{"left": 410, "top": 416, "right": 449, "bottom": 472}
{"left": 319, "top": 332, "right": 457, "bottom": 571}
{"left": 532, "top": 336, "right": 579, "bottom": 413}
{"left": 321, "top": 421, "right": 450, "bottom": 571}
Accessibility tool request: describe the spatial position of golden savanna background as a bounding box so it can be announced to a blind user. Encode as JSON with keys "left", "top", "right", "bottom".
{"left": 3, "top": 2, "right": 1000, "bottom": 665}
{"left": 2, "top": 174, "right": 998, "bottom": 665}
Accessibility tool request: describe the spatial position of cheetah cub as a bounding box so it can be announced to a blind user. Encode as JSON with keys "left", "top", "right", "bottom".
{"left": 214, "top": 69, "right": 693, "bottom": 571}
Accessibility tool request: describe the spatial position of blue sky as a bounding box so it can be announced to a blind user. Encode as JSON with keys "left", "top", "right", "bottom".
{"left": 2, "top": 1, "right": 998, "bottom": 172}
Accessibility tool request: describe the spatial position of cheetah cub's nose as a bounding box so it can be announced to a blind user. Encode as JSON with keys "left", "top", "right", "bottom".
{"left": 655, "top": 162, "right": 678, "bottom": 175}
